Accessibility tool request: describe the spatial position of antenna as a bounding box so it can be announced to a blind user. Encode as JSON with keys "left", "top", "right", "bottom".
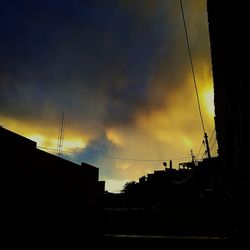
{"left": 179, "top": 0, "right": 211, "bottom": 158}
{"left": 190, "top": 149, "right": 195, "bottom": 163}
{"left": 57, "top": 111, "right": 65, "bottom": 156}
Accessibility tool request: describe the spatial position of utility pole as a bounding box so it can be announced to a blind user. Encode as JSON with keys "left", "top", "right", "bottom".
{"left": 57, "top": 111, "right": 65, "bottom": 156}
{"left": 204, "top": 132, "right": 211, "bottom": 159}
{"left": 180, "top": 0, "right": 211, "bottom": 160}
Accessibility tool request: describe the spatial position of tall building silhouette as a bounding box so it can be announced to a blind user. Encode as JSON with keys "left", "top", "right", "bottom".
{"left": 207, "top": 0, "right": 248, "bottom": 246}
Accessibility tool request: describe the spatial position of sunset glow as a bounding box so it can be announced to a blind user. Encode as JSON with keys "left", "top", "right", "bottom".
{"left": 0, "top": 0, "right": 215, "bottom": 192}
{"left": 202, "top": 88, "right": 215, "bottom": 117}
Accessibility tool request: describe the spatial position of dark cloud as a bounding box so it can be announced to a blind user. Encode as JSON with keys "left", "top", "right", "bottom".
{"left": 0, "top": 0, "right": 213, "bottom": 192}
{"left": 73, "top": 134, "right": 115, "bottom": 162}
{"left": 0, "top": 0, "right": 182, "bottom": 129}
{"left": 72, "top": 133, "right": 119, "bottom": 178}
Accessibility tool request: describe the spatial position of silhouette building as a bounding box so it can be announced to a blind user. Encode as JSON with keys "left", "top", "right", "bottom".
{"left": 207, "top": 0, "right": 248, "bottom": 245}
{"left": 1, "top": 126, "right": 104, "bottom": 244}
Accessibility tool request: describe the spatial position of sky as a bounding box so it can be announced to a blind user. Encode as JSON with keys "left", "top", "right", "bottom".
{"left": 0, "top": 0, "right": 217, "bottom": 193}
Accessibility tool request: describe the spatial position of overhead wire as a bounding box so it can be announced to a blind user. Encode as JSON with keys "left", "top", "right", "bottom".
{"left": 199, "top": 151, "right": 207, "bottom": 162}
{"left": 37, "top": 146, "right": 63, "bottom": 152}
{"left": 37, "top": 145, "right": 191, "bottom": 163}
{"left": 209, "top": 128, "right": 216, "bottom": 144}
{"left": 37, "top": 2, "right": 213, "bottom": 166}
{"left": 209, "top": 138, "right": 218, "bottom": 155}
{"left": 208, "top": 128, "right": 218, "bottom": 156}
{"left": 101, "top": 155, "right": 191, "bottom": 162}
{"left": 196, "top": 139, "right": 205, "bottom": 158}
{"left": 179, "top": 0, "right": 206, "bottom": 134}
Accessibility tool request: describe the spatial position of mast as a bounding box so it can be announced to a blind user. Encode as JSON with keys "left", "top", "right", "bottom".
{"left": 57, "top": 111, "right": 65, "bottom": 156}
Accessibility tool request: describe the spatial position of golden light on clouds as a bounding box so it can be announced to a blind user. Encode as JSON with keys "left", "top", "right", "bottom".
{"left": 135, "top": 77, "right": 202, "bottom": 153}
{"left": 106, "top": 127, "right": 123, "bottom": 147}
{"left": 22, "top": 133, "right": 87, "bottom": 154}
{"left": 104, "top": 179, "right": 129, "bottom": 193}
{"left": 28, "top": 134, "right": 47, "bottom": 146}
{"left": 115, "top": 162, "right": 131, "bottom": 170}
{"left": 195, "top": 61, "right": 215, "bottom": 119}
{"left": 202, "top": 88, "right": 214, "bottom": 117}
{"left": 181, "top": 135, "right": 194, "bottom": 149}
{"left": 0, "top": 116, "right": 88, "bottom": 153}
{"left": 34, "top": 137, "right": 87, "bottom": 153}
{"left": 0, "top": 0, "right": 216, "bottom": 193}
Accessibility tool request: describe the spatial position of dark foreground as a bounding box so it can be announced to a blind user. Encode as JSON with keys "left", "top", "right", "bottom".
{"left": 102, "top": 234, "right": 231, "bottom": 249}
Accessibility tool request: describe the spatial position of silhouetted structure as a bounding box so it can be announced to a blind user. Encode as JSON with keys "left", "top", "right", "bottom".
{"left": 1, "top": 126, "right": 104, "bottom": 246}
{"left": 105, "top": 158, "right": 228, "bottom": 235}
{"left": 207, "top": 1, "right": 249, "bottom": 247}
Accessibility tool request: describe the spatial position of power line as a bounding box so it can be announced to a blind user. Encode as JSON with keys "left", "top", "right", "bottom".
{"left": 37, "top": 146, "right": 59, "bottom": 152}
{"left": 179, "top": 0, "right": 211, "bottom": 159}
{"left": 179, "top": 0, "right": 206, "bottom": 134}
{"left": 209, "top": 128, "right": 216, "bottom": 144}
{"left": 210, "top": 138, "right": 218, "bottom": 153}
{"left": 199, "top": 151, "right": 207, "bottom": 162}
{"left": 37, "top": 145, "right": 191, "bottom": 163}
{"left": 208, "top": 128, "right": 217, "bottom": 156}
{"left": 172, "top": 166, "right": 199, "bottom": 185}
{"left": 101, "top": 156, "right": 190, "bottom": 162}
{"left": 196, "top": 140, "right": 205, "bottom": 158}
{"left": 37, "top": 146, "right": 75, "bottom": 155}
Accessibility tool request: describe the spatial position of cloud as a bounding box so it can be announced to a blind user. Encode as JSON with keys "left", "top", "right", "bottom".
{"left": 0, "top": 0, "right": 216, "bottom": 192}
{"left": 72, "top": 133, "right": 118, "bottom": 164}
{"left": 0, "top": 0, "right": 182, "bottom": 126}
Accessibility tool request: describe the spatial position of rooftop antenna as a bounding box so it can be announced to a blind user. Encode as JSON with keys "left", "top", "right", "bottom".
{"left": 190, "top": 149, "right": 195, "bottom": 163}
{"left": 57, "top": 111, "right": 65, "bottom": 156}
{"left": 179, "top": 0, "right": 211, "bottom": 158}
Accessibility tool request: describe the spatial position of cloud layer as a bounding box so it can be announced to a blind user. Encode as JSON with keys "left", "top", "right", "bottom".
{"left": 0, "top": 0, "right": 216, "bottom": 192}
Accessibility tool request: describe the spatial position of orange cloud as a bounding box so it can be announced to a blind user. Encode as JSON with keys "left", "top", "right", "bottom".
{"left": 0, "top": 116, "right": 89, "bottom": 154}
